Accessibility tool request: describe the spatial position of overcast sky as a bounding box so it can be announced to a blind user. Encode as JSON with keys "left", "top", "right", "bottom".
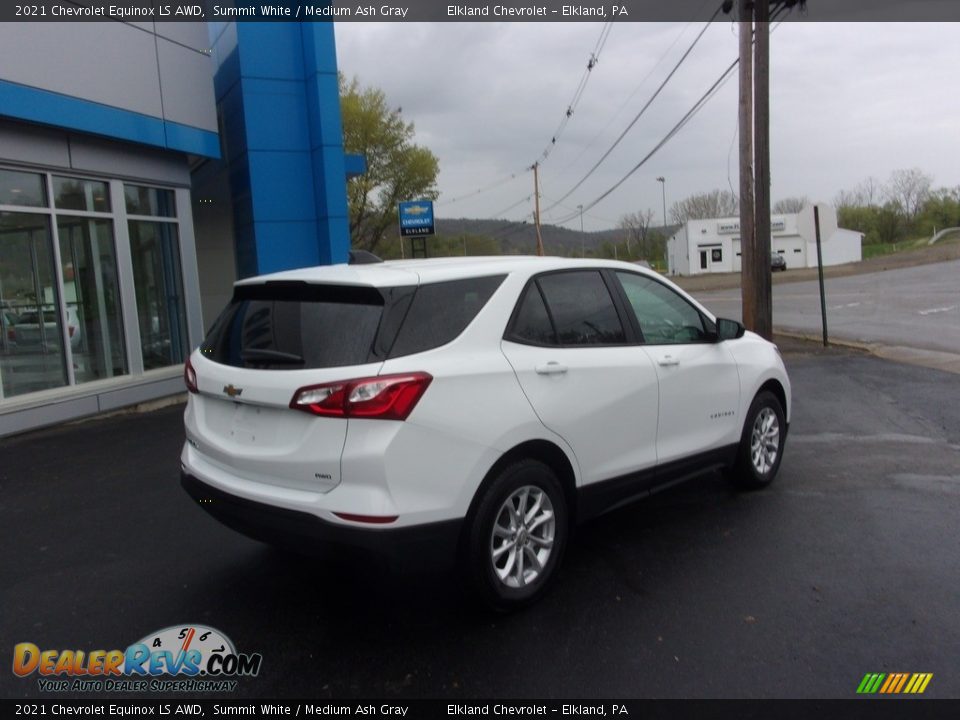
{"left": 334, "top": 21, "right": 960, "bottom": 232}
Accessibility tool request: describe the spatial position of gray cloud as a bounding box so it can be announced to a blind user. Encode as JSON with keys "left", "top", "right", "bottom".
{"left": 335, "top": 21, "right": 960, "bottom": 231}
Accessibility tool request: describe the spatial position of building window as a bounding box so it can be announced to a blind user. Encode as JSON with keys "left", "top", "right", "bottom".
{"left": 56, "top": 216, "right": 127, "bottom": 383}
{"left": 125, "top": 185, "right": 176, "bottom": 218}
{"left": 54, "top": 176, "right": 110, "bottom": 213}
{"left": 711, "top": 248, "right": 723, "bottom": 263}
{"left": 0, "top": 168, "right": 47, "bottom": 208}
{"left": 1, "top": 167, "right": 187, "bottom": 403}
{"left": 0, "top": 208, "right": 67, "bottom": 398}
{"left": 127, "top": 185, "right": 187, "bottom": 371}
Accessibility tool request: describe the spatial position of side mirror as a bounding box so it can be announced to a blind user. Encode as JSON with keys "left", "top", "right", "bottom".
{"left": 716, "top": 317, "right": 746, "bottom": 341}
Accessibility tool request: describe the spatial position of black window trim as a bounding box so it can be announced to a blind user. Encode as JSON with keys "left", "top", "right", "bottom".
{"left": 503, "top": 268, "right": 641, "bottom": 348}
{"left": 609, "top": 269, "right": 718, "bottom": 347}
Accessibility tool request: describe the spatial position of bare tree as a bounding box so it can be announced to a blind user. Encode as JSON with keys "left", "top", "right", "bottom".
{"left": 772, "top": 196, "right": 809, "bottom": 214}
{"left": 885, "top": 167, "right": 933, "bottom": 219}
{"left": 618, "top": 209, "right": 655, "bottom": 255}
{"left": 836, "top": 176, "right": 886, "bottom": 209}
{"left": 669, "top": 189, "right": 739, "bottom": 224}
{"left": 834, "top": 188, "right": 859, "bottom": 209}
{"left": 855, "top": 176, "right": 883, "bottom": 206}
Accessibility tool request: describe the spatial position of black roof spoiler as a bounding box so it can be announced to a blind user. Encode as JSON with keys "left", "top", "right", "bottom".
{"left": 348, "top": 250, "right": 384, "bottom": 265}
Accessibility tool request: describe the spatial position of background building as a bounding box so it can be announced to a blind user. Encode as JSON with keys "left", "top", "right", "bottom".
{"left": 0, "top": 21, "right": 354, "bottom": 436}
{"left": 666, "top": 204, "right": 862, "bottom": 276}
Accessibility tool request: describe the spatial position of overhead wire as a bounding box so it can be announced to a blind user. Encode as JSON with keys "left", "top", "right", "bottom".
{"left": 437, "top": 22, "right": 614, "bottom": 215}
{"left": 437, "top": 170, "right": 526, "bottom": 207}
{"left": 557, "top": 0, "right": 715, "bottom": 177}
{"left": 549, "top": 7, "right": 793, "bottom": 227}
{"left": 542, "top": 2, "right": 726, "bottom": 215}
{"left": 536, "top": 21, "right": 614, "bottom": 165}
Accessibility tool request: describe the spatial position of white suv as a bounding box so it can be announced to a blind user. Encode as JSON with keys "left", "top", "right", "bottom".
{"left": 181, "top": 256, "right": 790, "bottom": 609}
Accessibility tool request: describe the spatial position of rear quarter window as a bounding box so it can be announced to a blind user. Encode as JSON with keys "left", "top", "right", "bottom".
{"left": 388, "top": 275, "right": 506, "bottom": 358}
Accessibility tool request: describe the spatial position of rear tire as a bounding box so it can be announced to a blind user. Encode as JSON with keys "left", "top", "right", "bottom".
{"left": 464, "top": 459, "right": 568, "bottom": 612}
{"left": 728, "top": 391, "right": 785, "bottom": 490}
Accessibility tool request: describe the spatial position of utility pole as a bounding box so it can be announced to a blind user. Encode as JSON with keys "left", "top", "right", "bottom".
{"left": 753, "top": 0, "right": 772, "bottom": 340}
{"left": 532, "top": 162, "right": 545, "bottom": 256}
{"left": 578, "top": 204, "right": 585, "bottom": 257}
{"left": 738, "top": 0, "right": 773, "bottom": 340}
{"left": 738, "top": 0, "right": 757, "bottom": 333}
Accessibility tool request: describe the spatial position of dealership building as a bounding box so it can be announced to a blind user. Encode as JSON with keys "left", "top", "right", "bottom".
{"left": 666, "top": 204, "right": 863, "bottom": 276}
{"left": 0, "top": 21, "right": 354, "bottom": 436}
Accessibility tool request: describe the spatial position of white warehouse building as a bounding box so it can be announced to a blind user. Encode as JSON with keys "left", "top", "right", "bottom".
{"left": 666, "top": 204, "right": 862, "bottom": 276}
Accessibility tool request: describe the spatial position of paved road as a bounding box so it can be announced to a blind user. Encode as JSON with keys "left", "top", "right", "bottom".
{"left": 2, "top": 350, "right": 959, "bottom": 700}
{"left": 694, "top": 259, "right": 960, "bottom": 355}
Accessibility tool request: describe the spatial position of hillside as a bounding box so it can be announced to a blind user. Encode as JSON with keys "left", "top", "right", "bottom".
{"left": 433, "top": 217, "right": 672, "bottom": 257}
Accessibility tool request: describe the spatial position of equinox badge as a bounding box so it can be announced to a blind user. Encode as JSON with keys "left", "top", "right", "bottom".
{"left": 223, "top": 384, "right": 243, "bottom": 398}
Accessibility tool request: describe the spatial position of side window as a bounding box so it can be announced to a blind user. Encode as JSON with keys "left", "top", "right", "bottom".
{"left": 388, "top": 275, "right": 505, "bottom": 358}
{"left": 536, "top": 271, "right": 626, "bottom": 346}
{"left": 616, "top": 272, "right": 709, "bottom": 345}
{"left": 508, "top": 283, "right": 557, "bottom": 346}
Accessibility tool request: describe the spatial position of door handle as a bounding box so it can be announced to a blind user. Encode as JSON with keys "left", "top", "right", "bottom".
{"left": 658, "top": 355, "right": 680, "bottom": 367}
{"left": 535, "top": 361, "right": 568, "bottom": 375}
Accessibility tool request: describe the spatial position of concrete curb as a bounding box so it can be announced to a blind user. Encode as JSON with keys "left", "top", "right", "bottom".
{"left": 774, "top": 329, "right": 960, "bottom": 376}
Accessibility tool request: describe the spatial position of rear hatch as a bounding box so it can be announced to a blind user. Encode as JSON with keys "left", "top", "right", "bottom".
{"left": 186, "top": 280, "right": 418, "bottom": 493}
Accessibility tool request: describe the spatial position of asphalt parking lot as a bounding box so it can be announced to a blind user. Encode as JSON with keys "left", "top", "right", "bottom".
{"left": 2, "top": 343, "right": 959, "bottom": 700}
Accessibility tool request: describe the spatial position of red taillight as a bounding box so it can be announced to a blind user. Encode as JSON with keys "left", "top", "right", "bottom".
{"left": 68, "top": 326, "right": 75, "bottom": 337}
{"left": 184, "top": 357, "right": 199, "bottom": 394}
{"left": 290, "top": 372, "right": 432, "bottom": 421}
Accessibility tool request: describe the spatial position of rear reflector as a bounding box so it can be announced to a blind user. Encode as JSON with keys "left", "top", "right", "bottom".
{"left": 184, "top": 357, "right": 199, "bottom": 394}
{"left": 290, "top": 372, "right": 432, "bottom": 421}
{"left": 333, "top": 512, "right": 399, "bottom": 525}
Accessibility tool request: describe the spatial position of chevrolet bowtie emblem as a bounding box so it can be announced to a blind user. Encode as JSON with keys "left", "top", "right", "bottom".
{"left": 223, "top": 384, "right": 243, "bottom": 398}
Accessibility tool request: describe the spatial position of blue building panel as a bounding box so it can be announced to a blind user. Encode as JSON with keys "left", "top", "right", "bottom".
{"left": 236, "top": 23, "right": 305, "bottom": 81}
{"left": 253, "top": 221, "right": 323, "bottom": 273}
{"left": 344, "top": 153, "right": 367, "bottom": 179}
{"left": 0, "top": 79, "right": 219, "bottom": 158}
{"left": 164, "top": 120, "right": 220, "bottom": 157}
{"left": 241, "top": 79, "right": 312, "bottom": 152}
{"left": 304, "top": 71, "right": 345, "bottom": 151}
{"left": 212, "top": 21, "right": 353, "bottom": 276}
{"left": 247, "top": 151, "right": 317, "bottom": 222}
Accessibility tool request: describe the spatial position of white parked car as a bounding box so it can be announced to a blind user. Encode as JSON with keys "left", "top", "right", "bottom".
{"left": 13, "top": 306, "right": 81, "bottom": 352}
{"left": 182, "top": 256, "right": 790, "bottom": 610}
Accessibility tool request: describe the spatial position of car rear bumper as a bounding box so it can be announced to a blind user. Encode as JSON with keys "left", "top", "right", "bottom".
{"left": 181, "top": 472, "right": 462, "bottom": 573}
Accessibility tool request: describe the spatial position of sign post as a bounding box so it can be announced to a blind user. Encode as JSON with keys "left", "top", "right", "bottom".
{"left": 398, "top": 200, "right": 435, "bottom": 259}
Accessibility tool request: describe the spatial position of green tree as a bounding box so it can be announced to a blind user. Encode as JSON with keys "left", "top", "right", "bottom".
{"left": 340, "top": 75, "right": 440, "bottom": 253}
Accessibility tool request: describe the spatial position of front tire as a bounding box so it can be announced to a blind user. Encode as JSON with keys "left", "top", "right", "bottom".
{"left": 464, "top": 459, "right": 568, "bottom": 611}
{"left": 728, "top": 391, "right": 785, "bottom": 490}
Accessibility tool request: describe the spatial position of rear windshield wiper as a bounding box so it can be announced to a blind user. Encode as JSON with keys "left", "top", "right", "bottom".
{"left": 240, "top": 349, "right": 305, "bottom": 365}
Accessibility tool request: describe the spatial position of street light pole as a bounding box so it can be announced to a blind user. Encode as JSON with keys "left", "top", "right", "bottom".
{"left": 656, "top": 176, "right": 667, "bottom": 228}
{"left": 657, "top": 176, "right": 667, "bottom": 271}
{"left": 578, "top": 204, "right": 584, "bottom": 257}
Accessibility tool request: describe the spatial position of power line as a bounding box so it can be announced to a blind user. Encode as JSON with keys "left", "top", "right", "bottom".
{"left": 437, "top": 170, "right": 527, "bottom": 207}
{"left": 557, "top": 1, "right": 715, "bottom": 177}
{"left": 439, "top": 23, "right": 615, "bottom": 215}
{"left": 536, "top": 22, "right": 614, "bottom": 165}
{"left": 551, "top": 59, "right": 738, "bottom": 226}
{"left": 542, "top": 3, "right": 725, "bottom": 215}
{"left": 550, "top": 7, "right": 793, "bottom": 227}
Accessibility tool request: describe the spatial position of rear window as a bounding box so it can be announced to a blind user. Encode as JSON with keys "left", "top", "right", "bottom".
{"left": 201, "top": 282, "right": 390, "bottom": 370}
{"left": 201, "top": 275, "right": 504, "bottom": 370}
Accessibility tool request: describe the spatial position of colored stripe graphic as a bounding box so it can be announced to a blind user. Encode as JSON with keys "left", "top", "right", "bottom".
{"left": 856, "top": 673, "right": 885, "bottom": 694}
{"left": 858, "top": 673, "right": 932, "bottom": 694}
